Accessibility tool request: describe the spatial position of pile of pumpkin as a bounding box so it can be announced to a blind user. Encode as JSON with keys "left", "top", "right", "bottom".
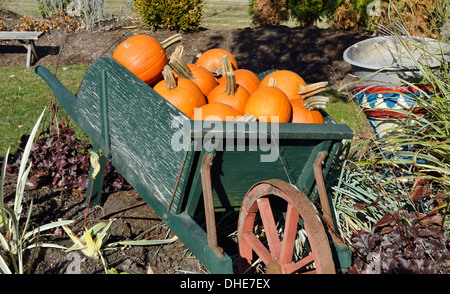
{"left": 112, "top": 34, "right": 329, "bottom": 124}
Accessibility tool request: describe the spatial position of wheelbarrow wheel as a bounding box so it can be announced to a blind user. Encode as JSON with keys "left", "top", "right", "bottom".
{"left": 237, "top": 179, "right": 336, "bottom": 274}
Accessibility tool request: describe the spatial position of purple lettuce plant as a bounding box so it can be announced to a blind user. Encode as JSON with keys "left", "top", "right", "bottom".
{"left": 7, "top": 124, "right": 129, "bottom": 194}
{"left": 350, "top": 211, "right": 450, "bottom": 274}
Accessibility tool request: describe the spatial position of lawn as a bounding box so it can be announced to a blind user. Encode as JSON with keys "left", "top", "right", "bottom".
{"left": 0, "top": 65, "right": 89, "bottom": 153}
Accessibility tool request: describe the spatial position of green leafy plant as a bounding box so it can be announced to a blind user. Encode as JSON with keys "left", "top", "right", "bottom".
{"left": 133, "top": 0, "right": 204, "bottom": 32}
{"left": 288, "top": 0, "right": 340, "bottom": 27}
{"left": 0, "top": 109, "right": 73, "bottom": 274}
{"left": 61, "top": 218, "right": 178, "bottom": 274}
{"left": 61, "top": 220, "right": 113, "bottom": 273}
{"left": 330, "top": 155, "right": 416, "bottom": 244}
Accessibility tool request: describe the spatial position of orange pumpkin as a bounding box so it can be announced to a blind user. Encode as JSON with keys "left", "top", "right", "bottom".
{"left": 217, "top": 69, "right": 260, "bottom": 95}
{"left": 208, "top": 80, "right": 249, "bottom": 115}
{"left": 195, "top": 48, "right": 238, "bottom": 73}
{"left": 194, "top": 103, "right": 240, "bottom": 121}
{"left": 259, "top": 70, "right": 306, "bottom": 100}
{"left": 207, "top": 56, "right": 250, "bottom": 115}
{"left": 169, "top": 46, "right": 218, "bottom": 97}
{"left": 290, "top": 99, "right": 324, "bottom": 124}
{"left": 113, "top": 34, "right": 168, "bottom": 86}
{"left": 154, "top": 66, "right": 206, "bottom": 119}
{"left": 244, "top": 78, "right": 291, "bottom": 123}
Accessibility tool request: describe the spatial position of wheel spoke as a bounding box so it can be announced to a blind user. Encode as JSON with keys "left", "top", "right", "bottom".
{"left": 280, "top": 203, "right": 299, "bottom": 264}
{"left": 284, "top": 254, "right": 315, "bottom": 274}
{"left": 242, "top": 231, "right": 272, "bottom": 265}
{"left": 257, "top": 198, "right": 281, "bottom": 258}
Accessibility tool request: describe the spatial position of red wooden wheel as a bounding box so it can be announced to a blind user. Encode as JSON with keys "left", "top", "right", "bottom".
{"left": 237, "top": 179, "right": 335, "bottom": 274}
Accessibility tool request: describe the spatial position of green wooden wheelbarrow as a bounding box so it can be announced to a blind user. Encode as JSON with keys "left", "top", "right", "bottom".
{"left": 36, "top": 57, "right": 354, "bottom": 274}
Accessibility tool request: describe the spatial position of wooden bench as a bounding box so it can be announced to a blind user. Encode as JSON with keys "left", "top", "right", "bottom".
{"left": 0, "top": 31, "right": 44, "bottom": 67}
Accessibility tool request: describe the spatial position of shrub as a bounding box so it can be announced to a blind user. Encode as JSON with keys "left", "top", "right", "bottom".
{"left": 374, "top": 0, "right": 448, "bottom": 39}
{"left": 17, "top": 15, "right": 49, "bottom": 32}
{"left": 45, "top": 8, "right": 83, "bottom": 32}
{"left": 248, "top": 0, "right": 290, "bottom": 27}
{"left": 133, "top": 0, "right": 203, "bottom": 32}
{"left": 331, "top": 0, "right": 449, "bottom": 36}
{"left": 288, "top": 0, "right": 340, "bottom": 27}
{"left": 37, "top": 0, "right": 106, "bottom": 31}
{"left": 37, "top": 0, "right": 71, "bottom": 19}
{"left": 0, "top": 17, "right": 7, "bottom": 31}
{"left": 331, "top": 0, "right": 372, "bottom": 31}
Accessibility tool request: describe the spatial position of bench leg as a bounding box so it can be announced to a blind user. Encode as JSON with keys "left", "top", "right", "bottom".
{"left": 26, "top": 43, "right": 32, "bottom": 67}
{"left": 19, "top": 40, "right": 39, "bottom": 67}
{"left": 30, "top": 40, "right": 39, "bottom": 61}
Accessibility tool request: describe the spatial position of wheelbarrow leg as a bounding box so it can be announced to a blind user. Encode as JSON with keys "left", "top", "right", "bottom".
{"left": 313, "top": 152, "right": 346, "bottom": 247}
{"left": 201, "top": 152, "right": 223, "bottom": 257}
{"left": 314, "top": 152, "right": 334, "bottom": 229}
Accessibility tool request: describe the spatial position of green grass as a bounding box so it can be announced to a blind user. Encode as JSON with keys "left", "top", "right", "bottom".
{"left": 322, "top": 90, "right": 367, "bottom": 133}
{"left": 201, "top": 1, "right": 298, "bottom": 30}
{"left": 201, "top": 1, "right": 253, "bottom": 30}
{"left": 0, "top": 65, "right": 89, "bottom": 153}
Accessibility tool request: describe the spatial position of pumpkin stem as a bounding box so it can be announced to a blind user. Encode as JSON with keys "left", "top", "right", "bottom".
{"left": 225, "top": 72, "right": 237, "bottom": 95}
{"left": 303, "top": 95, "right": 330, "bottom": 111}
{"left": 211, "top": 66, "right": 222, "bottom": 77}
{"left": 160, "top": 34, "right": 182, "bottom": 50}
{"left": 268, "top": 77, "right": 277, "bottom": 87}
{"left": 169, "top": 45, "right": 195, "bottom": 80}
{"left": 221, "top": 55, "right": 237, "bottom": 95}
{"left": 221, "top": 55, "right": 233, "bottom": 74}
{"left": 235, "top": 113, "right": 257, "bottom": 122}
{"left": 298, "top": 81, "right": 328, "bottom": 98}
{"left": 162, "top": 65, "right": 178, "bottom": 90}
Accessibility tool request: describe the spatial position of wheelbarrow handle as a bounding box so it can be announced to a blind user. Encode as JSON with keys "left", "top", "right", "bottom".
{"left": 35, "top": 65, "right": 78, "bottom": 119}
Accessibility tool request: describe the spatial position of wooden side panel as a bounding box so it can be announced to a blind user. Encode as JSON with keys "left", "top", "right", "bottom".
{"left": 208, "top": 139, "right": 332, "bottom": 209}
{"left": 76, "top": 57, "right": 193, "bottom": 211}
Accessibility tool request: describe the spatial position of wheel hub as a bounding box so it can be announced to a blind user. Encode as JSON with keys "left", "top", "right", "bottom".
{"left": 266, "top": 260, "right": 284, "bottom": 274}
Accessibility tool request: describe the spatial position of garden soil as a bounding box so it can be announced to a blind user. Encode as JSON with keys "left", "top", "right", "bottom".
{"left": 0, "top": 9, "right": 368, "bottom": 275}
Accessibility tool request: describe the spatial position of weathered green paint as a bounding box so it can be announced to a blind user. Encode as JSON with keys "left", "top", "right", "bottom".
{"left": 35, "top": 57, "right": 354, "bottom": 274}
